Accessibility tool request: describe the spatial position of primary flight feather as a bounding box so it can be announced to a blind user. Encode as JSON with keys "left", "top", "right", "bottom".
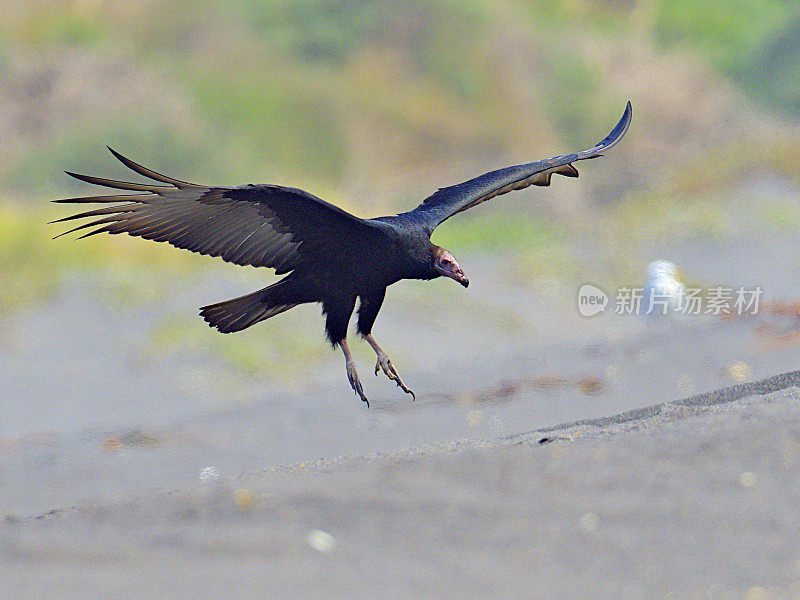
{"left": 54, "top": 101, "right": 632, "bottom": 406}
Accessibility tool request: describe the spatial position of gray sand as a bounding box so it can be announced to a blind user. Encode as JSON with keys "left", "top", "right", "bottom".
{"left": 5, "top": 195, "right": 800, "bottom": 598}
{"left": 3, "top": 372, "right": 800, "bottom": 599}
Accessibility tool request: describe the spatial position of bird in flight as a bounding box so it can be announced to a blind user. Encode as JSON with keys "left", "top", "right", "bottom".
{"left": 54, "top": 102, "right": 631, "bottom": 406}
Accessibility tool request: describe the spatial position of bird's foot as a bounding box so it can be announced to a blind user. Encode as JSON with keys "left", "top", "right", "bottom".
{"left": 346, "top": 360, "right": 369, "bottom": 407}
{"left": 374, "top": 353, "right": 415, "bottom": 400}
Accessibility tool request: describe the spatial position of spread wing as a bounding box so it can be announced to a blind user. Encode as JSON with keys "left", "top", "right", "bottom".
{"left": 402, "top": 101, "right": 632, "bottom": 232}
{"left": 52, "top": 148, "right": 388, "bottom": 274}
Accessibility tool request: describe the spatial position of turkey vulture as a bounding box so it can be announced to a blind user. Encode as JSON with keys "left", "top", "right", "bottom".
{"left": 53, "top": 102, "right": 631, "bottom": 406}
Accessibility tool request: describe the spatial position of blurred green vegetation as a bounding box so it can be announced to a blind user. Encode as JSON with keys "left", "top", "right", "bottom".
{"left": 4, "top": 118, "right": 209, "bottom": 196}
{"left": 0, "top": 0, "right": 609, "bottom": 190}
{"left": 652, "top": 0, "right": 791, "bottom": 74}
{"left": 1, "top": 0, "right": 800, "bottom": 317}
{"left": 542, "top": 50, "right": 612, "bottom": 147}
{"left": 189, "top": 64, "right": 347, "bottom": 182}
{"left": 739, "top": 18, "right": 800, "bottom": 116}
{"left": 12, "top": 4, "right": 105, "bottom": 47}
{"left": 432, "top": 209, "right": 563, "bottom": 252}
{"left": 2, "top": 0, "right": 796, "bottom": 191}
{"left": 646, "top": 0, "right": 800, "bottom": 119}
{"left": 243, "top": 0, "right": 389, "bottom": 63}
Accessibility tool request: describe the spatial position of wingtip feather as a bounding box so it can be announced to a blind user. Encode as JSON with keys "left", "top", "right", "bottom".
{"left": 106, "top": 146, "right": 194, "bottom": 188}
{"left": 600, "top": 101, "right": 633, "bottom": 151}
{"left": 76, "top": 229, "right": 104, "bottom": 240}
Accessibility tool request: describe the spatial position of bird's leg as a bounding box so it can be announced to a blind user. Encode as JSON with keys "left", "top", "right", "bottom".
{"left": 338, "top": 339, "right": 369, "bottom": 407}
{"left": 363, "top": 334, "right": 415, "bottom": 400}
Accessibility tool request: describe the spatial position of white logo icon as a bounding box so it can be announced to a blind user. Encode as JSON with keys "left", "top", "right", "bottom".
{"left": 577, "top": 283, "right": 608, "bottom": 317}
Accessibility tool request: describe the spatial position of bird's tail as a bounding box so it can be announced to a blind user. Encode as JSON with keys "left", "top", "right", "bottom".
{"left": 200, "top": 280, "right": 298, "bottom": 333}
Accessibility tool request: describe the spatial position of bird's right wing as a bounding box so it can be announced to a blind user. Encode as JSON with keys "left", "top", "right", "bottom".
{"left": 53, "top": 148, "right": 388, "bottom": 274}
{"left": 402, "top": 102, "right": 632, "bottom": 232}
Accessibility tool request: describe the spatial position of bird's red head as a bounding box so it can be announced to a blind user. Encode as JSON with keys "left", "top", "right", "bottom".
{"left": 433, "top": 247, "right": 469, "bottom": 288}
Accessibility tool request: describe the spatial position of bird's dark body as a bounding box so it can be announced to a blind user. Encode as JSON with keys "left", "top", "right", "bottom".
{"left": 53, "top": 102, "right": 632, "bottom": 405}
{"left": 196, "top": 193, "right": 445, "bottom": 345}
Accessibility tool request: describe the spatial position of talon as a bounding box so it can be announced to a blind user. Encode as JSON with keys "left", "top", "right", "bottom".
{"left": 375, "top": 353, "right": 415, "bottom": 400}
{"left": 346, "top": 359, "right": 369, "bottom": 407}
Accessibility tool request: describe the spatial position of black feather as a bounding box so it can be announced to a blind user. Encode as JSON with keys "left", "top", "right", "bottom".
{"left": 398, "top": 101, "right": 632, "bottom": 231}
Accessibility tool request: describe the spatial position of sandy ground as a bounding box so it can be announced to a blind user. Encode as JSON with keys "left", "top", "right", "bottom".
{"left": 2, "top": 372, "right": 800, "bottom": 599}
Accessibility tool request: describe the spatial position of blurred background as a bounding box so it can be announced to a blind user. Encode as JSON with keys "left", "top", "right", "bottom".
{"left": 4, "top": 0, "right": 800, "bottom": 511}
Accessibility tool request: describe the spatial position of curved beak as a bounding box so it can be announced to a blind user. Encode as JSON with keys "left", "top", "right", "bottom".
{"left": 437, "top": 264, "right": 469, "bottom": 288}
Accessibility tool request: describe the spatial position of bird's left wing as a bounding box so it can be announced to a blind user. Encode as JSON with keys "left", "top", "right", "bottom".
{"left": 52, "top": 148, "right": 389, "bottom": 274}
{"left": 402, "top": 101, "right": 632, "bottom": 232}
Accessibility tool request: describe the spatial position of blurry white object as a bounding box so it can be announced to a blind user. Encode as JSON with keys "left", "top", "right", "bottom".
{"left": 641, "top": 260, "right": 685, "bottom": 316}
{"left": 307, "top": 530, "right": 336, "bottom": 553}
{"left": 198, "top": 466, "right": 221, "bottom": 483}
